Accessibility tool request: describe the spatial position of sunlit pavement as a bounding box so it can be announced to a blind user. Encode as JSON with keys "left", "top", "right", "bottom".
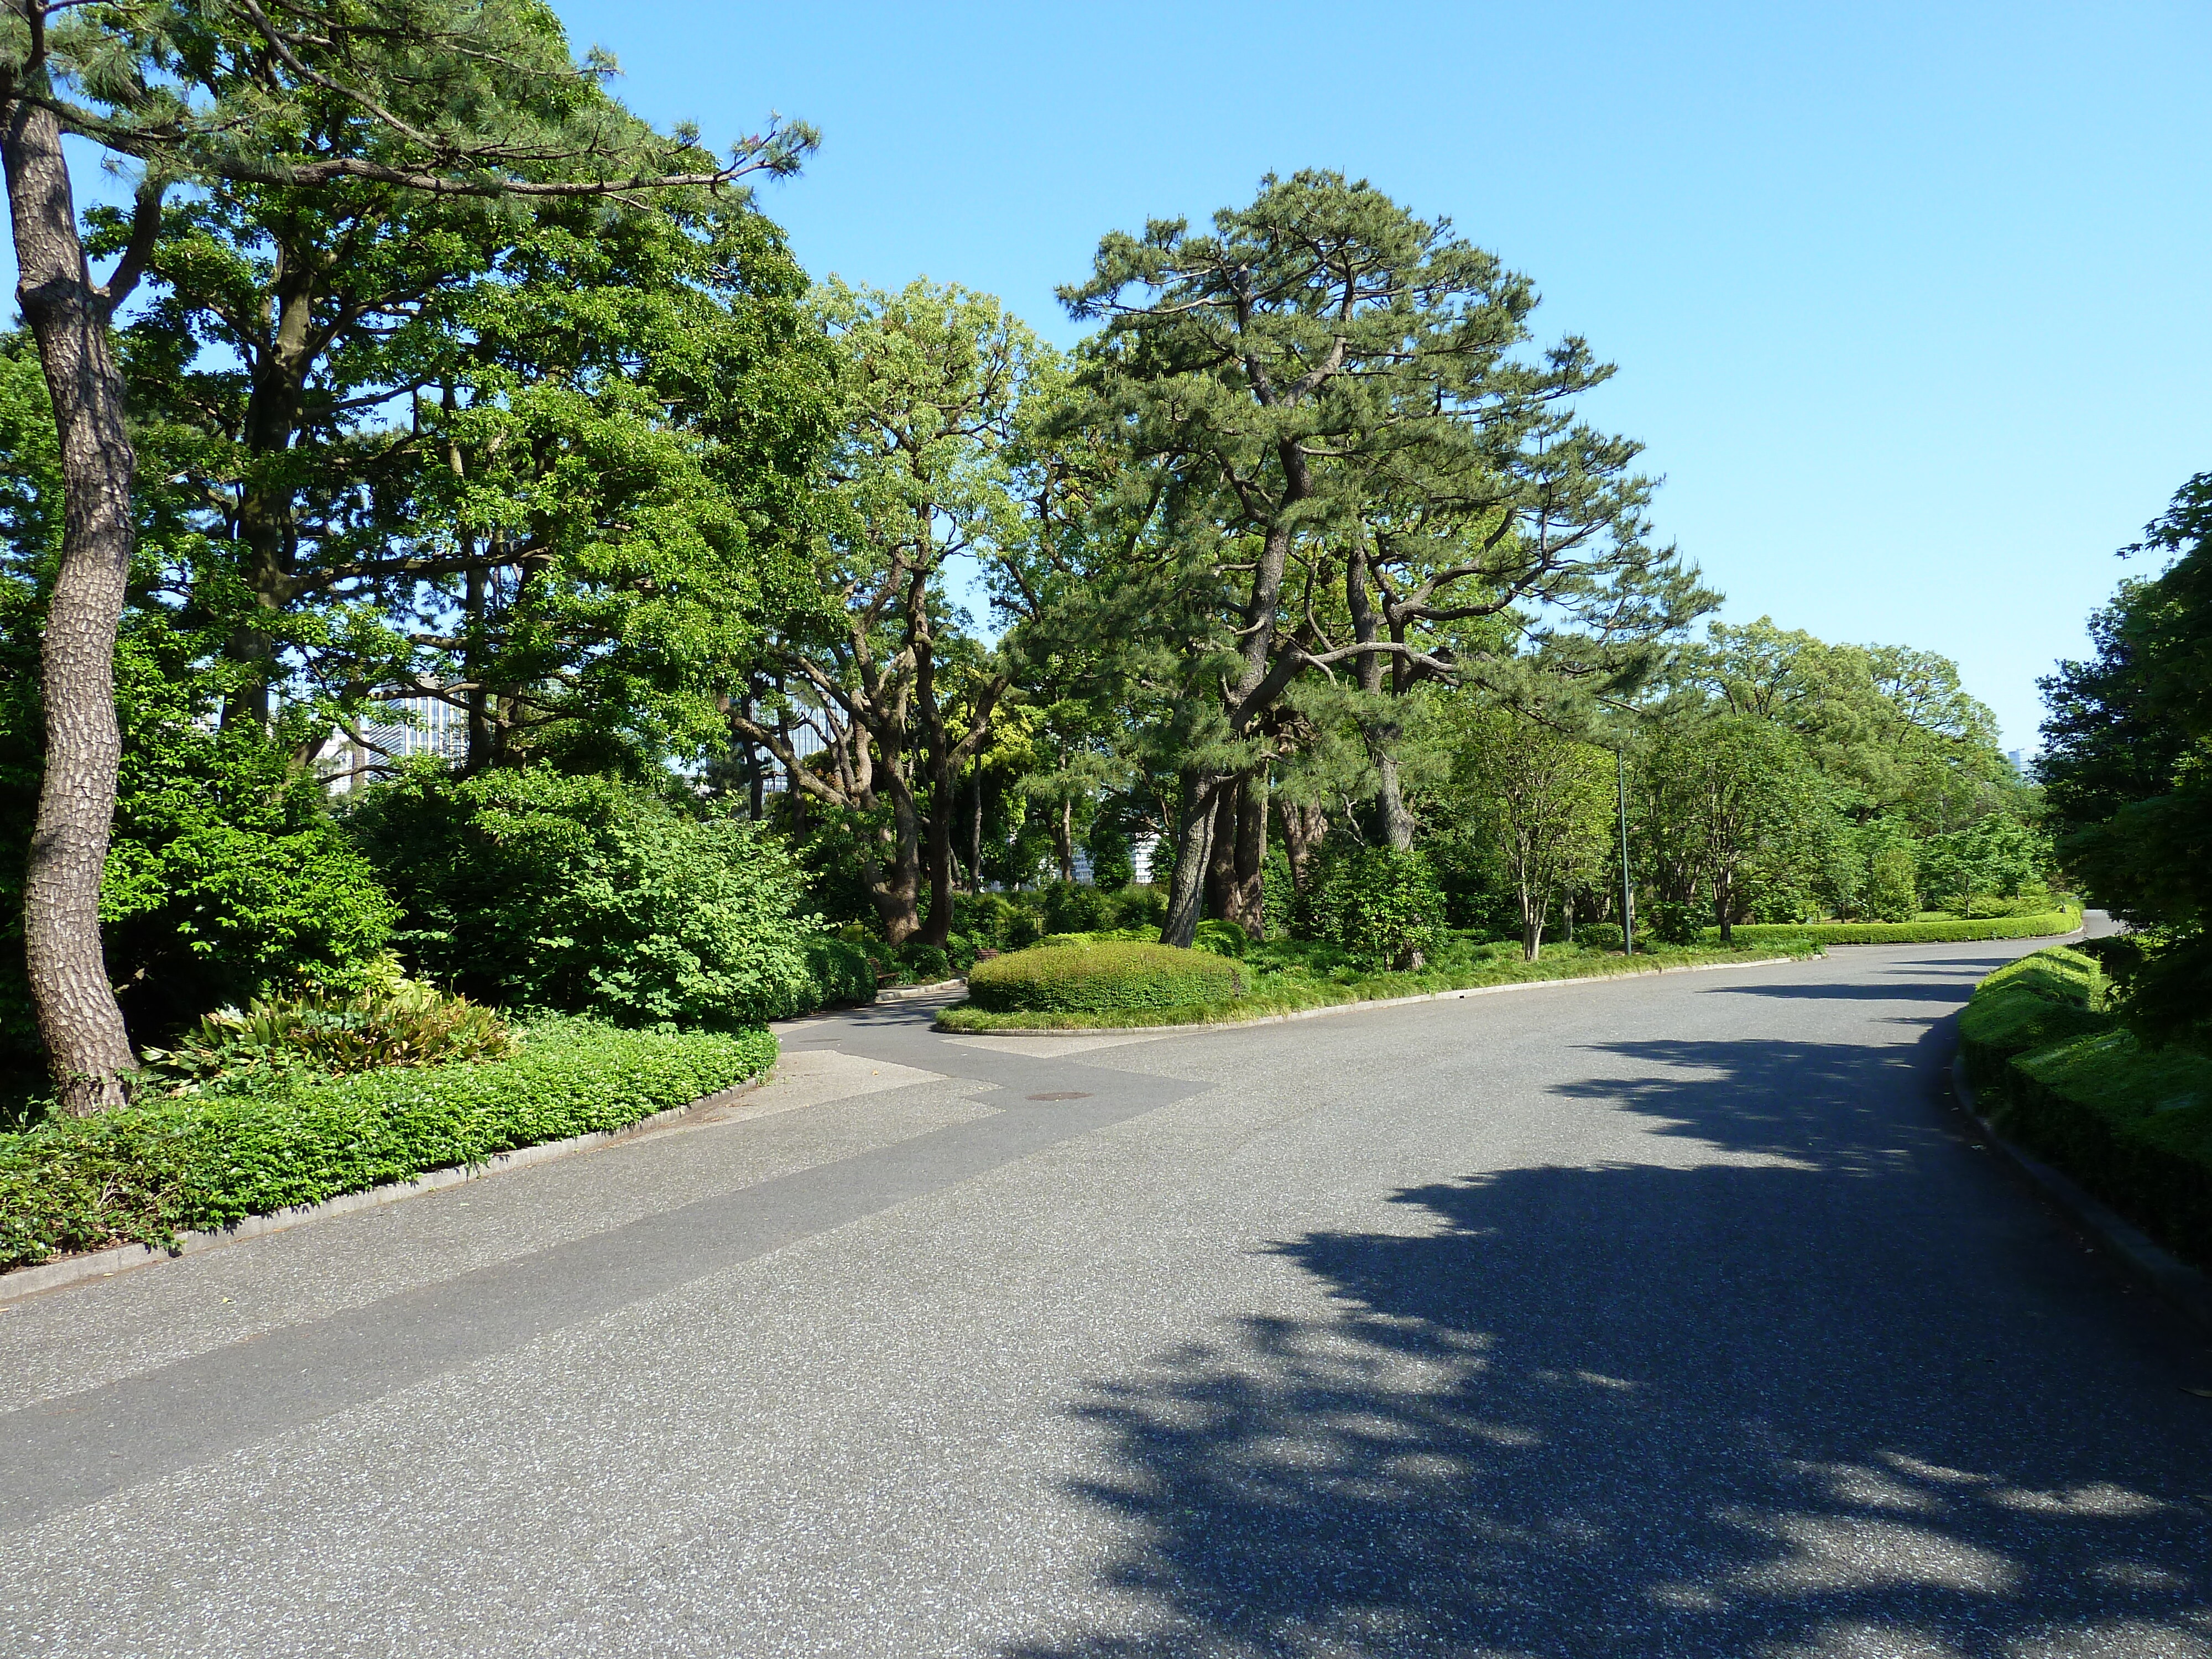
{"left": 3, "top": 938, "right": 2208, "bottom": 1656}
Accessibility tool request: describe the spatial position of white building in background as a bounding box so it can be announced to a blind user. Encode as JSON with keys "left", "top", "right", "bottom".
{"left": 1130, "top": 833, "right": 1160, "bottom": 885}
{"left": 320, "top": 692, "right": 467, "bottom": 794}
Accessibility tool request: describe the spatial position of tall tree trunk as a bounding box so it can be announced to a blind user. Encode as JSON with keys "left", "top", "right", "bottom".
{"left": 1047, "top": 796, "right": 1076, "bottom": 887}
{"left": 1203, "top": 781, "right": 1238, "bottom": 922}
{"left": 919, "top": 768, "right": 957, "bottom": 949}
{"left": 870, "top": 786, "right": 925, "bottom": 945}
{"left": 968, "top": 772, "right": 983, "bottom": 894}
{"left": 4, "top": 85, "right": 139, "bottom": 1112}
{"left": 1374, "top": 750, "right": 1416, "bottom": 852}
{"left": 1160, "top": 770, "right": 1218, "bottom": 948}
{"left": 1227, "top": 766, "right": 1267, "bottom": 939}
{"left": 1716, "top": 868, "right": 1734, "bottom": 947}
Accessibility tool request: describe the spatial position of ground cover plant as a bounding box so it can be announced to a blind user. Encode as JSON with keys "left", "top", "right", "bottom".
{"left": 0, "top": 1019, "right": 776, "bottom": 1274}
{"left": 1959, "top": 945, "right": 2212, "bottom": 1269}
{"left": 939, "top": 932, "right": 1822, "bottom": 1032}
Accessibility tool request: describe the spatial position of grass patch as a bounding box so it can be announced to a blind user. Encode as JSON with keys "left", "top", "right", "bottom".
{"left": 1705, "top": 906, "right": 2081, "bottom": 947}
{"left": 0, "top": 1018, "right": 775, "bottom": 1275}
{"left": 1958, "top": 945, "right": 2212, "bottom": 1270}
{"left": 936, "top": 935, "right": 1821, "bottom": 1032}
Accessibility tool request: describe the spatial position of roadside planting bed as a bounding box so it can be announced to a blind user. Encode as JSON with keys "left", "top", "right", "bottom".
{"left": 0, "top": 1020, "right": 776, "bottom": 1275}
{"left": 1959, "top": 945, "right": 2212, "bottom": 1270}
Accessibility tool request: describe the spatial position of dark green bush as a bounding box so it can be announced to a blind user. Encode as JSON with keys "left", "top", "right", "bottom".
{"left": 2, "top": 620, "right": 399, "bottom": 1067}
{"left": 0, "top": 1019, "right": 776, "bottom": 1272}
{"left": 1579, "top": 922, "right": 1625, "bottom": 952}
{"left": 1104, "top": 884, "right": 1167, "bottom": 931}
{"left": 896, "top": 941, "right": 953, "bottom": 983}
{"left": 1044, "top": 880, "right": 1112, "bottom": 936}
{"left": 1191, "top": 918, "right": 1250, "bottom": 958}
{"left": 802, "top": 936, "right": 877, "bottom": 1008}
{"left": 964, "top": 941, "right": 1241, "bottom": 1014}
{"left": 1313, "top": 848, "right": 1447, "bottom": 969}
{"left": 348, "top": 765, "right": 817, "bottom": 1028}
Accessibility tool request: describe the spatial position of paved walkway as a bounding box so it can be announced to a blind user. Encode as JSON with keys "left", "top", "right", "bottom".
{"left": 2, "top": 940, "right": 2208, "bottom": 1656}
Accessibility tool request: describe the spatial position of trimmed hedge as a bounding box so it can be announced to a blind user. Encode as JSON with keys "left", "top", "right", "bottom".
{"left": 1958, "top": 945, "right": 2212, "bottom": 1270}
{"left": 1708, "top": 906, "right": 2081, "bottom": 947}
{"left": 965, "top": 941, "right": 1242, "bottom": 1014}
{"left": 0, "top": 1019, "right": 776, "bottom": 1274}
{"left": 943, "top": 938, "right": 1823, "bottom": 1031}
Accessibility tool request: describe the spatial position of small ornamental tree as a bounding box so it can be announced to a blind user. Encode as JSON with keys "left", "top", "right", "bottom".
{"left": 1447, "top": 703, "right": 1613, "bottom": 961}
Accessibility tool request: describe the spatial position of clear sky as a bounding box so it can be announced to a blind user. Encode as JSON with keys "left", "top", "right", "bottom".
{"left": 544, "top": 0, "right": 2212, "bottom": 752}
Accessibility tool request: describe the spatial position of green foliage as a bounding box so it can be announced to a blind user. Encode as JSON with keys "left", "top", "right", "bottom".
{"left": 142, "top": 979, "right": 513, "bottom": 1091}
{"left": 1708, "top": 906, "right": 2080, "bottom": 946}
{"left": 801, "top": 936, "right": 877, "bottom": 1008}
{"left": 1440, "top": 703, "right": 1613, "bottom": 959}
{"left": 1190, "top": 919, "right": 1249, "bottom": 959}
{"left": 1042, "top": 880, "right": 1112, "bottom": 936}
{"left": 2041, "top": 471, "right": 2212, "bottom": 1047}
{"left": 1578, "top": 922, "right": 1626, "bottom": 952}
{"left": 1960, "top": 946, "right": 2212, "bottom": 1269}
{"left": 1917, "top": 815, "right": 2051, "bottom": 915}
{"left": 0, "top": 1020, "right": 776, "bottom": 1273}
{"left": 965, "top": 942, "right": 1241, "bottom": 1014}
{"left": 2, "top": 542, "right": 398, "bottom": 1064}
{"left": 1863, "top": 841, "right": 1921, "bottom": 922}
{"left": 1312, "top": 847, "right": 1448, "bottom": 971}
{"left": 347, "top": 766, "right": 817, "bottom": 1029}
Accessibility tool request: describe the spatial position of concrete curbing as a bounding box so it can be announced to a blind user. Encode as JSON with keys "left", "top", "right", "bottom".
{"left": 0, "top": 1072, "right": 767, "bottom": 1308}
{"left": 873, "top": 978, "right": 967, "bottom": 1003}
{"left": 937, "top": 953, "right": 1805, "bottom": 1036}
{"left": 1949, "top": 1053, "right": 2212, "bottom": 1332}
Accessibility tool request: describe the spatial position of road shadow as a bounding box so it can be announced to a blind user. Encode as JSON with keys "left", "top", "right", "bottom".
{"left": 1008, "top": 1026, "right": 2212, "bottom": 1657}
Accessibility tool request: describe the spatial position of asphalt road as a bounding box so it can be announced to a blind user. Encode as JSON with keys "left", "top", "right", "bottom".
{"left": 3, "top": 940, "right": 2210, "bottom": 1657}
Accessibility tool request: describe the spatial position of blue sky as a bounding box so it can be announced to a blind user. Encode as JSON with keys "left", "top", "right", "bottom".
{"left": 547, "top": 0, "right": 2212, "bottom": 750}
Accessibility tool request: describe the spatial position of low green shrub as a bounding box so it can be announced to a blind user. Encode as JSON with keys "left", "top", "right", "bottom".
{"left": 1103, "top": 884, "right": 1167, "bottom": 932}
{"left": 1191, "top": 918, "right": 1250, "bottom": 959}
{"left": 1578, "top": 922, "right": 1625, "bottom": 952}
{"left": 1958, "top": 945, "right": 2212, "bottom": 1269}
{"left": 965, "top": 941, "right": 1242, "bottom": 1014}
{"left": 0, "top": 1019, "right": 776, "bottom": 1273}
{"left": 896, "top": 941, "right": 953, "bottom": 984}
{"left": 142, "top": 979, "right": 514, "bottom": 1091}
{"left": 347, "top": 766, "right": 817, "bottom": 1028}
{"left": 1043, "top": 880, "right": 1112, "bottom": 936}
{"left": 941, "top": 937, "right": 1825, "bottom": 1031}
{"left": 801, "top": 935, "right": 877, "bottom": 1008}
{"left": 1705, "top": 907, "right": 2080, "bottom": 947}
{"left": 1312, "top": 847, "right": 1447, "bottom": 969}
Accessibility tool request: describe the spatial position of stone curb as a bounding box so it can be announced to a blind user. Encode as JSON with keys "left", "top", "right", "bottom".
{"left": 1949, "top": 1053, "right": 2212, "bottom": 1332}
{"left": 0, "top": 1072, "right": 767, "bottom": 1308}
{"left": 937, "top": 953, "right": 1804, "bottom": 1036}
{"left": 873, "top": 978, "right": 967, "bottom": 1003}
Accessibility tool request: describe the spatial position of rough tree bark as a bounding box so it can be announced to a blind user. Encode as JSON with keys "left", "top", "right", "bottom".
{"left": 1225, "top": 768, "right": 1268, "bottom": 939}
{"left": 1160, "top": 769, "right": 1218, "bottom": 948}
{"left": 3, "top": 84, "right": 144, "bottom": 1112}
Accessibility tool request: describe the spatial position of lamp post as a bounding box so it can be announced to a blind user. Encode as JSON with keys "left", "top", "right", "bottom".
{"left": 1617, "top": 746, "right": 1634, "bottom": 956}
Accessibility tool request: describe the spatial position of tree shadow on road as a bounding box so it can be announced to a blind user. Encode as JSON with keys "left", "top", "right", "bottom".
{"left": 1007, "top": 1027, "right": 2212, "bottom": 1658}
